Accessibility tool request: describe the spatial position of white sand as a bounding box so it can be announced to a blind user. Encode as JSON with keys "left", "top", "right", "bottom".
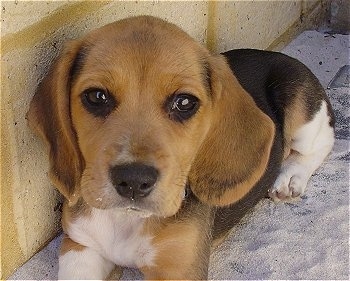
{"left": 9, "top": 30, "right": 349, "bottom": 280}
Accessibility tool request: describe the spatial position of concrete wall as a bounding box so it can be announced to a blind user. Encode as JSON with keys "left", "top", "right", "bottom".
{"left": 329, "top": 0, "right": 350, "bottom": 33}
{"left": 0, "top": 0, "right": 328, "bottom": 278}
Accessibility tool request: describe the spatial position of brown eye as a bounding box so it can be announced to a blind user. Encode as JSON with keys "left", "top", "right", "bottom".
{"left": 81, "top": 88, "right": 116, "bottom": 117}
{"left": 85, "top": 90, "right": 108, "bottom": 105}
{"left": 165, "top": 93, "right": 200, "bottom": 122}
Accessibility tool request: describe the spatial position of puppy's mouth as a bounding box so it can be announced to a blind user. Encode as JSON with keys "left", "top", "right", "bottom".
{"left": 119, "top": 184, "right": 191, "bottom": 218}
{"left": 123, "top": 206, "right": 154, "bottom": 218}
{"left": 128, "top": 206, "right": 141, "bottom": 211}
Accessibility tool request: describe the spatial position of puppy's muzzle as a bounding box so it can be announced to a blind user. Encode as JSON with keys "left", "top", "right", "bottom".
{"left": 110, "top": 163, "right": 159, "bottom": 200}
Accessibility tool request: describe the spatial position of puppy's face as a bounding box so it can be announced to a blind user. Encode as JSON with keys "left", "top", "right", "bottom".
{"left": 29, "top": 16, "right": 274, "bottom": 218}
{"left": 70, "top": 18, "right": 213, "bottom": 217}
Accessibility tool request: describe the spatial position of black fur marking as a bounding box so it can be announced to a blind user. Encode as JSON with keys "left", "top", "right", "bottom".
{"left": 69, "top": 44, "right": 90, "bottom": 84}
{"left": 222, "top": 49, "right": 334, "bottom": 122}
{"left": 192, "top": 174, "right": 245, "bottom": 202}
{"left": 202, "top": 61, "right": 213, "bottom": 97}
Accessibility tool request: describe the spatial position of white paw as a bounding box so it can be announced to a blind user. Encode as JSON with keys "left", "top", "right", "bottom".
{"left": 269, "top": 170, "right": 309, "bottom": 201}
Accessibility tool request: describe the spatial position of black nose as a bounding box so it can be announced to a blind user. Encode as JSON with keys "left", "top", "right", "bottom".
{"left": 110, "top": 163, "right": 158, "bottom": 200}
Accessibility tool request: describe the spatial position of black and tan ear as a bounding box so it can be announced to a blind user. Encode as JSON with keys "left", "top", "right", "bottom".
{"left": 189, "top": 55, "right": 275, "bottom": 207}
{"left": 27, "top": 40, "right": 84, "bottom": 204}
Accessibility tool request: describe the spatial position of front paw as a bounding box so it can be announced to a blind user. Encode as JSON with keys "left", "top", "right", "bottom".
{"left": 59, "top": 244, "right": 115, "bottom": 280}
{"left": 269, "top": 170, "right": 309, "bottom": 201}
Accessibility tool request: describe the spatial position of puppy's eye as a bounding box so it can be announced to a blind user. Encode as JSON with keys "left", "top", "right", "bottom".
{"left": 85, "top": 89, "right": 108, "bottom": 105}
{"left": 166, "top": 93, "right": 200, "bottom": 122}
{"left": 81, "top": 88, "right": 116, "bottom": 117}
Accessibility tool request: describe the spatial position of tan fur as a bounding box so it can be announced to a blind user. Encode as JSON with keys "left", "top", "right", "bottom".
{"left": 27, "top": 40, "right": 84, "bottom": 205}
{"left": 189, "top": 55, "right": 275, "bottom": 206}
{"left": 60, "top": 235, "right": 86, "bottom": 256}
{"left": 141, "top": 220, "right": 202, "bottom": 280}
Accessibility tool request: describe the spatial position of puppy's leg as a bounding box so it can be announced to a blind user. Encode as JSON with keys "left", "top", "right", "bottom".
{"left": 141, "top": 216, "right": 211, "bottom": 280}
{"left": 58, "top": 236, "right": 115, "bottom": 280}
{"left": 270, "top": 101, "right": 334, "bottom": 200}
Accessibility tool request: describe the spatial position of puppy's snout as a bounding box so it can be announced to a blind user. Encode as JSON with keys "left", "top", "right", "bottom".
{"left": 110, "top": 163, "right": 159, "bottom": 200}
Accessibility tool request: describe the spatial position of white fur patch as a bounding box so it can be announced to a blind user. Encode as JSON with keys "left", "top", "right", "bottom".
{"left": 62, "top": 208, "right": 156, "bottom": 279}
{"left": 58, "top": 247, "right": 115, "bottom": 280}
{"left": 270, "top": 101, "right": 334, "bottom": 200}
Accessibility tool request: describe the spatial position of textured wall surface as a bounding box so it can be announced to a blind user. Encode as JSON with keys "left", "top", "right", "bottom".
{"left": 0, "top": 0, "right": 327, "bottom": 278}
{"left": 329, "top": 0, "right": 350, "bottom": 33}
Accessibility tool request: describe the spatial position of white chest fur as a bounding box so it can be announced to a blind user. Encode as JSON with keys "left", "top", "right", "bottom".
{"left": 66, "top": 208, "right": 156, "bottom": 268}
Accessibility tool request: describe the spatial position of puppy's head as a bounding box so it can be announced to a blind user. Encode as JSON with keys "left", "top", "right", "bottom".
{"left": 28, "top": 16, "right": 274, "bottom": 218}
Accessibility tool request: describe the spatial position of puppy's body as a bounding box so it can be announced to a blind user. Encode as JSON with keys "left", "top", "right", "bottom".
{"left": 213, "top": 49, "right": 335, "bottom": 238}
{"left": 28, "top": 16, "right": 334, "bottom": 280}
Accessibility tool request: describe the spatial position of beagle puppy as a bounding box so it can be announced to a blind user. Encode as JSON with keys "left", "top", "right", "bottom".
{"left": 27, "top": 16, "right": 335, "bottom": 280}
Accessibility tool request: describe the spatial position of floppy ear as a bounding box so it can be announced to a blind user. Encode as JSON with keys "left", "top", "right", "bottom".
{"left": 27, "top": 41, "right": 84, "bottom": 204}
{"left": 189, "top": 55, "right": 275, "bottom": 206}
